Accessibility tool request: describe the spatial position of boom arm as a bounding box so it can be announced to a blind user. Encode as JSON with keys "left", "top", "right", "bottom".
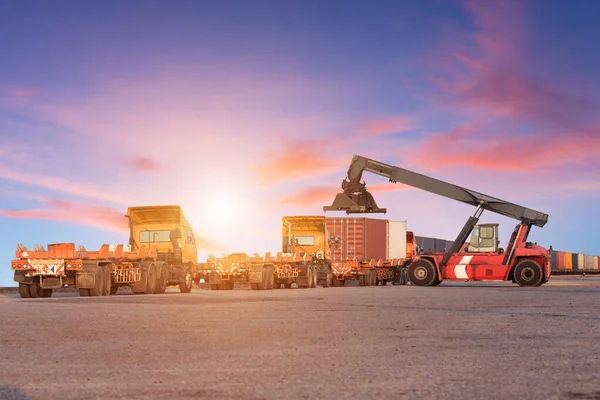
{"left": 324, "top": 155, "right": 548, "bottom": 227}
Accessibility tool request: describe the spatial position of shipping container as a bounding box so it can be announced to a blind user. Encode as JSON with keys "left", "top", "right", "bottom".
{"left": 550, "top": 251, "right": 558, "bottom": 271}
{"left": 584, "top": 254, "right": 595, "bottom": 270}
{"left": 572, "top": 253, "right": 579, "bottom": 271}
{"left": 326, "top": 217, "right": 387, "bottom": 261}
{"left": 564, "top": 252, "right": 573, "bottom": 270}
{"left": 446, "top": 240, "right": 455, "bottom": 251}
{"left": 386, "top": 220, "right": 407, "bottom": 259}
{"left": 596, "top": 256, "right": 600, "bottom": 271}
{"left": 578, "top": 254, "right": 585, "bottom": 270}
{"left": 423, "top": 237, "right": 435, "bottom": 253}
{"left": 557, "top": 251, "right": 565, "bottom": 270}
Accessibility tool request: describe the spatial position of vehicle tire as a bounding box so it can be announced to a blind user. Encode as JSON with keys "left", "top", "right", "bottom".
{"left": 332, "top": 277, "right": 343, "bottom": 287}
{"left": 155, "top": 264, "right": 168, "bottom": 294}
{"left": 322, "top": 269, "right": 333, "bottom": 288}
{"left": 284, "top": 282, "right": 292, "bottom": 289}
{"left": 210, "top": 284, "right": 220, "bottom": 290}
{"left": 79, "top": 289, "right": 90, "bottom": 296}
{"left": 370, "top": 270, "right": 377, "bottom": 286}
{"left": 41, "top": 288, "right": 53, "bottom": 298}
{"left": 251, "top": 283, "right": 261, "bottom": 290}
{"left": 179, "top": 268, "right": 193, "bottom": 293}
{"left": 220, "top": 281, "right": 234, "bottom": 290}
{"left": 310, "top": 267, "right": 317, "bottom": 288}
{"left": 407, "top": 259, "right": 438, "bottom": 287}
{"left": 381, "top": 279, "right": 388, "bottom": 286}
{"left": 110, "top": 285, "right": 119, "bottom": 295}
{"left": 301, "top": 268, "right": 312, "bottom": 289}
{"left": 513, "top": 260, "right": 543, "bottom": 287}
{"left": 102, "top": 264, "right": 112, "bottom": 296}
{"left": 273, "top": 281, "right": 281, "bottom": 289}
{"left": 18, "top": 283, "right": 31, "bottom": 298}
{"left": 145, "top": 264, "right": 157, "bottom": 294}
{"left": 89, "top": 266, "right": 104, "bottom": 296}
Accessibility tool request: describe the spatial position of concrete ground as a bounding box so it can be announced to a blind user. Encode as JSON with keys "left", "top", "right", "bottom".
{"left": 1, "top": 277, "right": 600, "bottom": 400}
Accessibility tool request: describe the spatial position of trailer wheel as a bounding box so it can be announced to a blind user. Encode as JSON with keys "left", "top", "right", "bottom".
{"left": 381, "top": 279, "right": 388, "bottom": 286}
{"left": 220, "top": 281, "right": 234, "bottom": 290}
{"left": 89, "top": 266, "right": 104, "bottom": 296}
{"left": 18, "top": 283, "right": 31, "bottom": 298}
{"left": 155, "top": 264, "right": 168, "bottom": 294}
{"left": 370, "top": 270, "right": 377, "bottom": 286}
{"left": 407, "top": 259, "right": 438, "bottom": 287}
{"left": 79, "top": 289, "right": 90, "bottom": 296}
{"left": 102, "top": 265, "right": 112, "bottom": 296}
{"left": 513, "top": 260, "right": 543, "bottom": 287}
{"left": 179, "top": 268, "right": 193, "bottom": 293}
{"left": 284, "top": 282, "right": 292, "bottom": 289}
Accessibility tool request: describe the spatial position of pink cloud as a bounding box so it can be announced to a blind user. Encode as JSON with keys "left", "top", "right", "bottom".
{"left": 130, "top": 156, "right": 161, "bottom": 172}
{"left": 0, "top": 198, "right": 127, "bottom": 232}
{"left": 255, "top": 137, "right": 346, "bottom": 185}
{"left": 360, "top": 116, "right": 415, "bottom": 135}
{"left": 7, "top": 88, "right": 40, "bottom": 105}
{"left": 281, "top": 183, "right": 411, "bottom": 207}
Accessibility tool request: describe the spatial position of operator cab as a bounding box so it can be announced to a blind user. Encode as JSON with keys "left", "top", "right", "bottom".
{"left": 467, "top": 224, "right": 499, "bottom": 253}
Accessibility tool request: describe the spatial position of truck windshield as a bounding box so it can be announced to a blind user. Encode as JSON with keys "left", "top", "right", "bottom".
{"left": 140, "top": 230, "right": 171, "bottom": 243}
{"left": 294, "top": 236, "right": 315, "bottom": 246}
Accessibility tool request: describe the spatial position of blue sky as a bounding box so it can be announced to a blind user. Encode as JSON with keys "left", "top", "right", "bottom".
{"left": 1, "top": 0, "right": 599, "bottom": 286}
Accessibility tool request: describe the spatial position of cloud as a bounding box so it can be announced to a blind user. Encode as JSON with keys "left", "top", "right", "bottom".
{"left": 360, "top": 115, "right": 415, "bottom": 136}
{"left": 4, "top": 87, "right": 40, "bottom": 105}
{"left": 194, "top": 235, "right": 229, "bottom": 254}
{"left": 280, "top": 183, "right": 411, "bottom": 207}
{"left": 255, "top": 137, "right": 346, "bottom": 185}
{"left": 130, "top": 156, "right": 161, "bottom": 172}
{"left": 0, "top": 164, "right": 134, "bottom": 204}
{"left": 0, "top": 198, "right": 128, "bottom": 232}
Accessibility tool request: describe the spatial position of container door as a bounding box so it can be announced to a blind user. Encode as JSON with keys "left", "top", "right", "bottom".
{"left": 387, "top": 221, "right": 407, "bottom": 259}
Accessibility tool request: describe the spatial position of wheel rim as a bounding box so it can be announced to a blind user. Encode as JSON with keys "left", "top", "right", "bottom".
{"left": 521, "top": 267, "right": 534, "bottom": 282}
{"left": 414, "top": 266, "right": 428, "bottom": 280}
{"left": 185, "top": 272, "right": 192, "bottom": 287}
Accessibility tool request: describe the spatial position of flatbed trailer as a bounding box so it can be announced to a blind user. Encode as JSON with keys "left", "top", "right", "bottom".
{"left": 207, "top": 252, "right": 319, "bottom": 290}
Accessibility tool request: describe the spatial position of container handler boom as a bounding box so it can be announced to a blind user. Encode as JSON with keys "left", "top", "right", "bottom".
{"left": 324, "top": 155, "right": 551, "bottom": 286}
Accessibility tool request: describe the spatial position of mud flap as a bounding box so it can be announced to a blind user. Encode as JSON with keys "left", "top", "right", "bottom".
{"left": 248, "top": 264, "right": 264, "bottom": 284}
{"left": 76, "top": 271, "right": 96, "bottom": 289}
{"left": 41, "top": 277, "right": 62, "bottom": 289}
{"left": 13, "top": 271, "right": 33, "bottom": 284}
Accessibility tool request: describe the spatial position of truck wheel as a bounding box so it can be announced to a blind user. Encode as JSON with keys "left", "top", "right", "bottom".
{"left": 89, "top": 266, "right": 104, "bottom": 296}
{"left": 284, "top": 282, "right": 292, "bottom": 289}
{"left": 110, "top": 285, "right": 119, "bottom": 295}
{"left": 358, "top": 275, "right": 366, "bottom": 287}
{"left": 210, "top": 284, "right": 220, "bottom": 290}
{"left": 145, "top": 264, "right": 157, "bottom": 294}
{"left": 322, "top": 269, "right": 333, "bottom": 288}
{"left": 155, "top": 264, "right": 168, "bottom": 294}
{"left": 179, "top": 268, "right": 193, "bottom": 293}
{"left": 310, "top": 267, "right": 317, "bottom": 288}
{"left": 264, "top": 266, "right": 274, "bottom": 290}
{"left": 407, "top": 259, "right": 438, "bottom": 287}
{"left": 299, "top": 268, "right": 312, "bottom": 289}
{"left": 513, "top": 260, "right": 543, "bottom": 287}
{"left": 102, "top": 265, "right": 112, "bottom": 296}
{"left": 18, "top": 283, "right": 31, "bottom": 298}
{"left": 79, "top": 289, "right": 90, "bottom": 296}
{"left": 381, "top": 279, "right": 388, "bottom": 286}
{"left": 332, "top": 277, "right": 344, "bottom": 287}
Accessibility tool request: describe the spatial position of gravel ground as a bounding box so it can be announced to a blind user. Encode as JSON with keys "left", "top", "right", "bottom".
{"left": 1, "top": 278, "right": 600, "bottom": 400}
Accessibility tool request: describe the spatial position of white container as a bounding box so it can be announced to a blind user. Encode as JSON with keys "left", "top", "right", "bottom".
{"left": 387, "top": 220, "right": 407, "bottom": 259}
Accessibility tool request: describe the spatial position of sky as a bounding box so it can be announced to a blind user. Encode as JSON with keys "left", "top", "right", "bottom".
{"left": 1, "top": 0, "right": 599, "bottom": 286}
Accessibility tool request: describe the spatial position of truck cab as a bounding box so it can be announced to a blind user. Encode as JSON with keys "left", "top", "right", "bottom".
{"left": 127, "top": 205, "right": 198, "bottom": 265}
{"left": 281, "top": 216, "right": 328, "bottom": 260}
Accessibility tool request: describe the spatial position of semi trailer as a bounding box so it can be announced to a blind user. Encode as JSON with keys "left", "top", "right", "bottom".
{"left": 11, "top": 205, "right": 210, "bottom": 297}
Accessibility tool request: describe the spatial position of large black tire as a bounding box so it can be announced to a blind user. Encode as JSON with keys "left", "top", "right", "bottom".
{"left": 513, "top": 260, "right": 544, "bottom": 287}
{"left": 110, "top": 285, "right": 119, "bottom": 295}
{"left": 407, "top": 259, "right": 438, "bottom": 287}
{"left": 89, "top": 266, "right": 104, "bottom": 296}
{"left": 358, "top": 274, "right": 367, "bottom": 287}
{"left": 155, "top": 264, "right": 168, "bottom": 294}
{"left": 220, "top": 281, "right": 234, "bottom": 290}
{"left": 145, "top": 264, "right": 157, "bottom": 294}
{"left": 179, "top": 268, "right": 193, "bottom": 293}
{"left": 102, "top": 265, "right": 112, "bottom": 296}
{"left": 332, "top": 277, "right": 344, "bottom": 287}
{"left": 310, "top": 267, "right": 317, "bottom": 288}
{"left": 79, "top": 289, "right": 90, "bottom": 297}
{"left": 370, "top": 270, "right": 377, "bottom": 286}
{"left": 266, "top": 267, "right": 275, "bottom": 290}
{"left": 298, "top": 268, "right": 312, "bottom": 289}
{"left": 284, "top": 282, "right": 292, "bottom": 289}
{"left": 322, "top": 268, "right": 333, "bottom": 288}
{"left": 210, "top": 284, "right": 220, "bottom": 291}
{"left": 18, "top": 283, "right": 31, "bottom": 298}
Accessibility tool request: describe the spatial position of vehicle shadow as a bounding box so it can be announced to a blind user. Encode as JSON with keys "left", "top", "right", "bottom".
{"left": 0, "top": 384, "right": 32, "bottom": 400}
